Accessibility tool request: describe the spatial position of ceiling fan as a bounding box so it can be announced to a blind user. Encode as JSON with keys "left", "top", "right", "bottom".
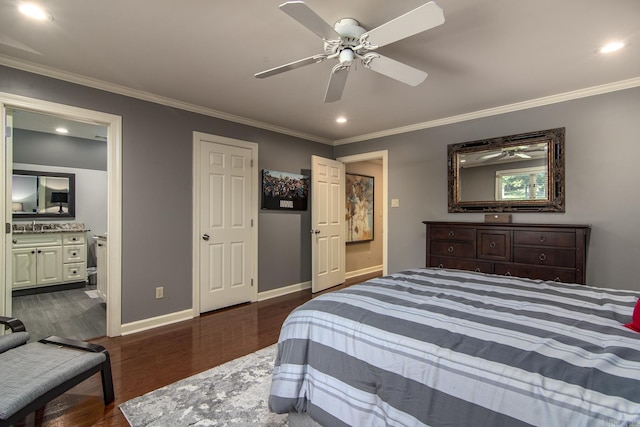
{"left": 255, "top": 1, "right": 445, "bottom": 103}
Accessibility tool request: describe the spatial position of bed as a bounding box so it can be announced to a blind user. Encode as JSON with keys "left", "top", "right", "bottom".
{"left": 268, "top": 268, "right": 640, "bottom": 427}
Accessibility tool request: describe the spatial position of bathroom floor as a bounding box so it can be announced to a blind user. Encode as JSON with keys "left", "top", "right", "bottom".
{"left": 12, "top": 283, "right": 106, "bottom": 342}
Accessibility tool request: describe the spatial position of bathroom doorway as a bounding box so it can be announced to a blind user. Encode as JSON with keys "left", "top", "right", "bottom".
{"left": 10, "top": 109, "right": 107, "bottom": 341}
{"left": 1, "top": 94, "right": 122, "bottom": 338}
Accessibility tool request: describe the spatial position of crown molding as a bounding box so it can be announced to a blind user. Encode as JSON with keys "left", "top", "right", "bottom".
{"left": 333, "top": 76, "right": 640, "bottom": 145}
{"left": 2, "top": 55, "right": 639, "bottom": 148}
{"left": 0, "top": 55, "right": 333, "bottom": 145}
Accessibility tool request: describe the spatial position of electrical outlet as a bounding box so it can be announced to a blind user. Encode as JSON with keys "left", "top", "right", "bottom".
{"left": 155, "top": 286, "right": 164, "bottom": 299}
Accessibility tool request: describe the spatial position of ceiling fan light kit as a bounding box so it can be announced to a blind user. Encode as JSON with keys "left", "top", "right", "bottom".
{"left": 255, "top": 1, "right": 445, "bottom": 103}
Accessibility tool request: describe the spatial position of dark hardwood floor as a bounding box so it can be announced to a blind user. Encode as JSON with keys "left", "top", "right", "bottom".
{"left": 13, "top": 272, "right": 380, "bottom": 427}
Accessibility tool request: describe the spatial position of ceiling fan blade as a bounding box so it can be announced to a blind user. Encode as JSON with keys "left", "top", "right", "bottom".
{"left": 279, "top": 1, "right": 340, "bottom": 40}
{"left": 363, "top": 2, "right": 445, "bottom": 49}
{"left": 478, "top": 151, "right": 504, "bottom": 160}
{"left": 363, "top": 54, "right": 428, "bottom": 86}
{"left": 324, "top": 65, "right": 350, "bottom": 103}
{"left": 515, "top": 152, "right": 532, "bottom": 159}
{"left": 255, "top": 54, "right": 327, "bottom": 79}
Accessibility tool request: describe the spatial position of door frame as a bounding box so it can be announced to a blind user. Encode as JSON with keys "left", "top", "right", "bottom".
{"left": 191, "top": 132, "right": 259, "bottom": 316}
{"left": 1, "top": 92, "right": 123, "bottom": 337}
{"left": 337, "top": 150, "right": 388, "bottom": 276}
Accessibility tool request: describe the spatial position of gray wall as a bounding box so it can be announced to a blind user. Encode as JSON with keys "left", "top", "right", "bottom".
{"left": 3, "top": 64, "right": 639, "bottom": 332}
{"left": 335, "top": 86, "right": 640, "bottom": 291}
{"left": 13, "top": 129, "right": 107, "bottom": 171}
{"left": 1, "top": 65, "right": 331, "bottom": 324}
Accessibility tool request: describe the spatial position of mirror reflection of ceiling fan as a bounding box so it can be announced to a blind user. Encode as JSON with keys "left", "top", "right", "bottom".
{"left": 255, "top": 1, "right": 445, "bottom": 102}
{"left": 478, "top": 145, "right": 547, "bottom": 162}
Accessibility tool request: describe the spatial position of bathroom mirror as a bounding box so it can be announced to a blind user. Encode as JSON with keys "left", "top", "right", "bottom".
{"left": 12, "top": 170, "right": 76, "bottom": 218}
{"left": 448, "top": 128, "right": 565, "bottom": 212}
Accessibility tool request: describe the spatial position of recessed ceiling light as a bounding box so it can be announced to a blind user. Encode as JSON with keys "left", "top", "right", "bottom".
{"left": 336, "top": 117, "right": 347, "bottom": 124}
{"left": 600, "top": 41, "right": 625, "bottom": 54}
{"left": 18, "top": 3, "right": 53, "bottom": 21}
{"left": 55, "top": 127, "right": 69, "bottom": 134}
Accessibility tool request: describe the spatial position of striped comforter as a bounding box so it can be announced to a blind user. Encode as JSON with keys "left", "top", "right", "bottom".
{"left": 268, "top": 268, "right": 640, "bottom": 427}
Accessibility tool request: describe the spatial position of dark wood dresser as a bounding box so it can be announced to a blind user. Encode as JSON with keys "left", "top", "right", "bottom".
{"left": 423, "top": 221, "right": 590, "bottom": 284}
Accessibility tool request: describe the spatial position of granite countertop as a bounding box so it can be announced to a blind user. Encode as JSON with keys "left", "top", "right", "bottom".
{"left": 12, "top": 222, "right": 88, "bottom": 234}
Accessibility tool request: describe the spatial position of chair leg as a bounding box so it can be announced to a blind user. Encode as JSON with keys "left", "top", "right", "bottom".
{"left": 34, "top": 405, "right": 45, "bottom": 426}
{"left": 100, "top": 354, "right": 115, "bottom": 405}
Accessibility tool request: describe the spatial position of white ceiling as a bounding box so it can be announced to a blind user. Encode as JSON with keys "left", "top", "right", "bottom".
{"left": 1, "top": 0, "right": 639, "bottom": 144}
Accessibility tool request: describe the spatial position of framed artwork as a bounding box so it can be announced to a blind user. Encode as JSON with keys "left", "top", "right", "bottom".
{"left": 261, "top": 170, "right": 309, "bottom": 210}
{"left": 345, "top": 173, "right": 374, "bottom": 243}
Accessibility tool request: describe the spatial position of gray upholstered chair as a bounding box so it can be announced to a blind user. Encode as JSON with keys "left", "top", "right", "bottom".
{"left": 0, "top": 316, "right": 114, "bottom": 427}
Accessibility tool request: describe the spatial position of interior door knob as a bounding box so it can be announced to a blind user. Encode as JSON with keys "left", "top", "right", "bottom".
{"left": 202, "top": 234, "right": 210, "bottom": 241}
{"left": 310, "top": 229, "right": 320, "bottom": 234}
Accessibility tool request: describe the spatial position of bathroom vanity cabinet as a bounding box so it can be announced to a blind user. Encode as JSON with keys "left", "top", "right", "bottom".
{"left": 95, "top": 234, "right": 107, "bottom": 300}
{"left": 12, "top": 231, "right": 87, "bottom": 290}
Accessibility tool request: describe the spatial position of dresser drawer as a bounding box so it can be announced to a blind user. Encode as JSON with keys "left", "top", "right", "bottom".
{"left": 513, "top": 230, "right": 575, "bottom": 247}
{"left": 513, "top": 247, "right": 575, "bottom": 268}
{"left": 431, "top": 241, "right": 475, "bottom": 258}
{"left": 430, "top": 227, "right": 475, "bottom": 242}
{"left": 63, "top": 232, "right": 86, "bottom": 245}
{"left": 430, "top": 256, "right": 493, "bottom": 274}
{"left": 63, "top": 262, "right": 86, "bottom": 282}
{"left": 494, "top": 263, "right": 576, "bottom": 283}
{"left": 63, "top": 244, "right": 85, "bottom": 263}
{"left": 477, "top": 230, "right": 511, "bottom": 261}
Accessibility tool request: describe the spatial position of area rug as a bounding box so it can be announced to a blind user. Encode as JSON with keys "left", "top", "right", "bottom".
{"left": 119, "top": 344, "right": 287, "bottom": 426}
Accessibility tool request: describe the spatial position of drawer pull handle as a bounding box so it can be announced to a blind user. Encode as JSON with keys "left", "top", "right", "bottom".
{"left": 489, "top": 241, "right": 496, "bottom": 249}
{"left": 72, "top": 252, "right": 77, "bottom": 256}
{"left": 438, "top": 264, "right": 444, "bottom": 268}
{"left": 12, "top": 239, "right": 17, "bottom": 244}
{"left": 448, "top": 231, "right": 455, "bottom": 237}
{"left": 447, "top": 246, "right": 454, "bottom": 253}
{"left": 539, "top": 235, "right": 546, "bottom": 242}
{"left": 539, "top": 253, "right": 547, "bottom": 261}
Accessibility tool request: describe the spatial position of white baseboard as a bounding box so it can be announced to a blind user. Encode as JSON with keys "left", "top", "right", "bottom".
{"left": 258, "top": 281, "right": 311, "bottom": 302}
{"left": 121, "top": 309, "right": 194, "bottom": 336}
{"left": 122, "top": 270, "right": 383, "bottom": 335}
{"left": 345, "top": 265, "right": 383, "bottom": 280}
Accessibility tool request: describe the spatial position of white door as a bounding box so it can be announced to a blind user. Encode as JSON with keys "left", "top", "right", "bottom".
{"left": 199, "top": 139, "right": 254, "bottom": 312}
{"left": 311, "top": 155, "right": 345, "bottom": 293}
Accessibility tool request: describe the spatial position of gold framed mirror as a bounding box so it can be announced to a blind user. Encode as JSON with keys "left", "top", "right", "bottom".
{"left": 448, "top": 128, "right": 565, "bottom": 212}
